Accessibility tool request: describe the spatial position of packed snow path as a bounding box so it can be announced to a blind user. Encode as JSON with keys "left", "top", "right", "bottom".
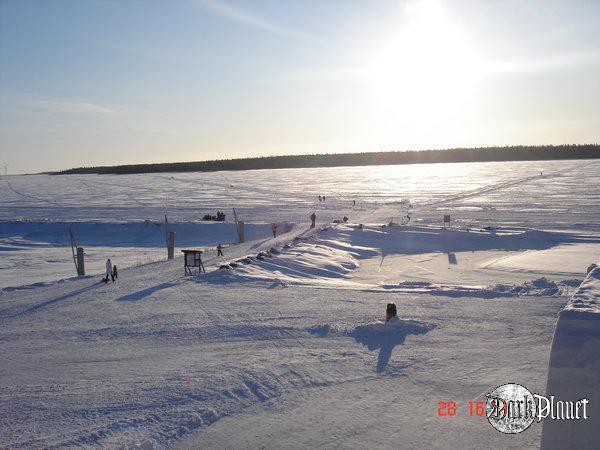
{"left": 0, "top": 229, "right": 568, "bottom": 448}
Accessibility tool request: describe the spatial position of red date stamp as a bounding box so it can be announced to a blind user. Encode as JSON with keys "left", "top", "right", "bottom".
{"left": 437, "top": 401, "right": 486, "bottom": 417}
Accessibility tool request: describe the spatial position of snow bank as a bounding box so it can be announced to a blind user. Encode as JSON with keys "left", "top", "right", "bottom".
{"left": 203, "top": 224, "right": 587, "bottom": 297}
{"left": 384, "top": 277, "right": 579, "bottom": 298}
{"left": 541, "top": 265, "right": 600, "bottom": 449}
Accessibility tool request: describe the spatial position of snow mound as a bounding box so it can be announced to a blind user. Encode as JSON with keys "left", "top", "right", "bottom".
{"left": 349, "top": 319, "right": 436, "bottom": 338}
{"left": 348, "top": 319, "right": 436, "bottom": 373}
{"left": 488, "top": 277, "right": 578, "bottom": 297}
{"left": 382, "top": 278, "right": 580, "bottom": 298}
{"left": 204, "top": 229, "right": 363, "bottom": 287}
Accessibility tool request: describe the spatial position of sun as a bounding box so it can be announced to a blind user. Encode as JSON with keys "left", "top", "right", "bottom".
{"left": 367, "top": 0, "right": 480, "bottom": 119}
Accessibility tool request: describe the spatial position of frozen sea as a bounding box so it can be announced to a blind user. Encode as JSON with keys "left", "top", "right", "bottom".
{"left": 1, "top": 159, "right": 599, "bottom": 289}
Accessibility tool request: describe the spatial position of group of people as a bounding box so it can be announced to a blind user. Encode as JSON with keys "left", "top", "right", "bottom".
{"left": 202, "top": 211, "right": 226, "bottom": 221}
{"left": 318, "top": 195, "right": 327, "bottom": 202}
{"left": 103, "top": 258, "right": 118, "bottom": 283}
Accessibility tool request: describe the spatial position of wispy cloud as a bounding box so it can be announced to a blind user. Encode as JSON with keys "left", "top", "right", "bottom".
{"left": 197, "top": 0, "right": 286, "bottom": 35}
{"left": 21, "top": 98, "right": 127, "bottom": 116}
{"left": 194, "top": 0, "right": 355, "bottom": 63}
{"left": 0, "top": 94, "right": 181, "bottom": 135}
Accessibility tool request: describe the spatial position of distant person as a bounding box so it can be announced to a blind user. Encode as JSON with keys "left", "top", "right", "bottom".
{"left": 271, "top": 223, "right": 278, "bottom": 238}
{"left": 318, "top": 195, "right": 322, "bottom": 202}
{"left": 343, "top": 216, "right": 348, "bottom": 223}
{"left": 104, "top": 258, "right": 112, "bottom": 284}
{"left": 353, "top": 199, "right": 356, "bottom": 207}
{"left": 322, "top": 195, "right": 326, "bottom": 201}
{"left": 112, "top": 265, "right": 118, "bottom": 282}
{"left": 217, "top": 244, "right": 224, "bottom": 257}
{"left": 386, "top": 303, "right": 398, "bottom": 323}
{"left": 310, "top": 212, "right": 316, "bottom": 228}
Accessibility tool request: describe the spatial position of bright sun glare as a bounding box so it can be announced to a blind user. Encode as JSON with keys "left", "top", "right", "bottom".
{"left": 368, "top": 0, "right": 480, "bottom": 119}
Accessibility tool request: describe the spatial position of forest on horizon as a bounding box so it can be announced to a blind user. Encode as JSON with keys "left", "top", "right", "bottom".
{"left": 52, "top": 144, "right": 600, "bottom": 175}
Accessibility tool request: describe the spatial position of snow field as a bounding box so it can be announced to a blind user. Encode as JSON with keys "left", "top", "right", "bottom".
{"left": 1, "top": 159, "right": 599, "bottom": 448}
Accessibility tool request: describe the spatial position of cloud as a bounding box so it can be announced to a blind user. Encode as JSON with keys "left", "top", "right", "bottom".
{"left": 0, "top": 94, "right": 181, "bottom": 135}
{"left": 197, "top": 0, "right": 286, "bottom": 35}
{"left": 21, "top": 98, "right": 127, "bottom": 116}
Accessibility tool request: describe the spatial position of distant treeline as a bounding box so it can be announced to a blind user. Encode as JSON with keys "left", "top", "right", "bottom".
{"left": 53, "top": 144, "right": 600, "bottom": 175}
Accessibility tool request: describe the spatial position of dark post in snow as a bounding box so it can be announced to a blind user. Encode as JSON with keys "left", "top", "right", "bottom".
{"left": 233, "top": 207, "right": 245, "bottom": 243}
{"left": 167, "top": 231, "right": 175, "bottom": 260}
{"left": 69, "top": 227, "right": 84, "bottom": 276}
{"left": 76, "top": 247, "right": 85, "bottom": 276}
{"left": 238, "top": 220, "right": 245, "bottom": 243}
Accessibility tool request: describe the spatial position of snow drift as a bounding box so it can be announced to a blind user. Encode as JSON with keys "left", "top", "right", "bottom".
{"left": 541, "top": 264, "right": 600, "bottom": 449}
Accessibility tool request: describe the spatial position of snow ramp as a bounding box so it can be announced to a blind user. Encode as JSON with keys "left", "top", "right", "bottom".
{"left": 541, "top": 264, "right": 600, "bottom": 449}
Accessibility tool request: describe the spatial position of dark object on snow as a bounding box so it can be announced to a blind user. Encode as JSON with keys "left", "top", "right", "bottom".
{"left": 283, "top": 244, "right": 291, "bottom": 249}
{"left": 229, "top": 262, "right": 239, "bottom": 268}
{"left": 269, "top": 247, "right": 280, "bottom": 255}
{"left": 386, "top": 303, "right": 397, "bottom": 321}
{"left": 219, "top": 264, "right": 231, "bottom": 270}
{"left": 104, "top": 258, "right": 113, "bottom": 283}
{"left": 256, "top": 254, "right": 265, "bottom": 261}
{"left": 217, "top": 244, "right": 224, "bottom": 257}
{"left": 332, "top": 219, "right": 341, "bottom": 224}
{"left": 343, "top": 216, "right": 348, "bottom": 223}
{"left": 202, "top": 211, "right": 226, "bottom": 221}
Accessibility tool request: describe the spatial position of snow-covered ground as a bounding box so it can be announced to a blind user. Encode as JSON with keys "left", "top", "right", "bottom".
{"left": 1, "top": 159, "right": 599, "bottom": 448}
{"left": 2, "top": 159, "right": 599, "bottom": 289}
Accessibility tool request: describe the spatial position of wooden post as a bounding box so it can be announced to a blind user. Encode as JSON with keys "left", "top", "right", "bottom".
{"left": 238, "top": 220, "right": 245, "bottom": 243}
{"left": 443, "top": 214, "right": 451, "bottom": 228}
{"left": 76, "top": 247, "right": 85, "bottom": 276}
{"left": 167, "top": 231, "right": 175, "bottom": 260}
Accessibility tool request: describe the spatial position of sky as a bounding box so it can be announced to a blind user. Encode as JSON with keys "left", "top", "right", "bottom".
{"left": 0, "top": 0, "right": 599, "bottom": 174}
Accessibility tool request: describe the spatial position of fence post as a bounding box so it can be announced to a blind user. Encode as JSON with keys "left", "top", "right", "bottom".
{"left": 167, "top": 231, "right": 175, "bottom": 260}
{"left": 238, "top": 221, "right": 245, "bottom": 243}
{"left": 76, "top": 247, "right": 85, "bottom": 276}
